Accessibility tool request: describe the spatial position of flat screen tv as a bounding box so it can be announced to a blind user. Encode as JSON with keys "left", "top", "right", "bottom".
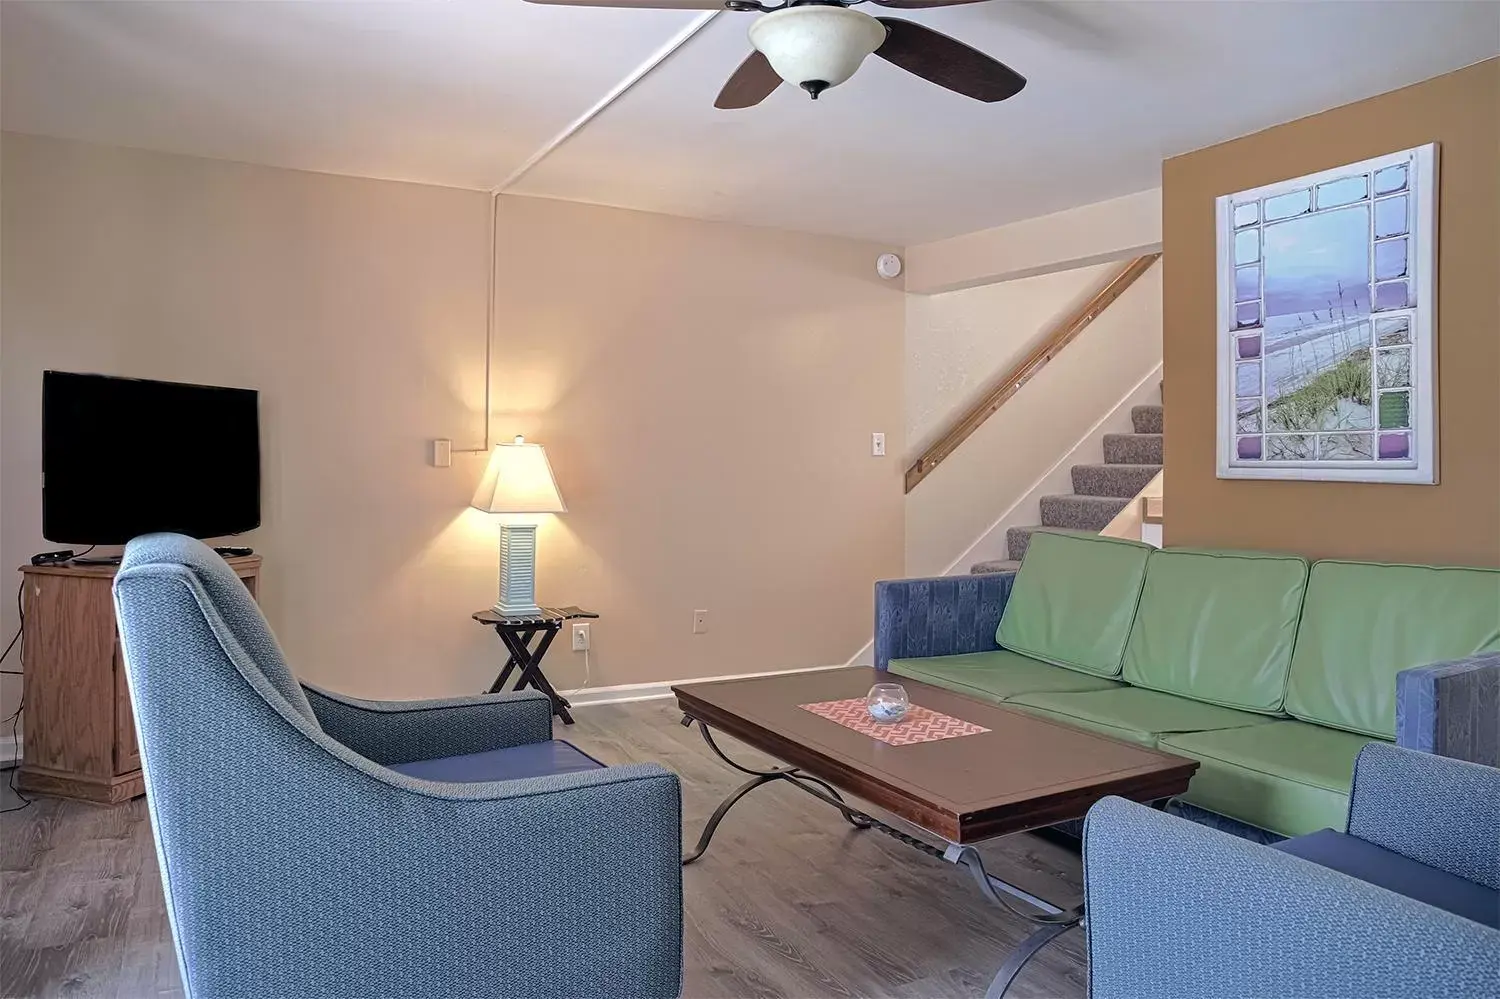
{"left": 43, "top": 371, "right": 261, "bottom": 544}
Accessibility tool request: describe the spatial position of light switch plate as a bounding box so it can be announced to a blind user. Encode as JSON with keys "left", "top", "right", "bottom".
{"left": 431, "top": 438, "right": 452, "bottom": 467}
{"left": 871, "top": 432, "right": 886, "bottom": 457}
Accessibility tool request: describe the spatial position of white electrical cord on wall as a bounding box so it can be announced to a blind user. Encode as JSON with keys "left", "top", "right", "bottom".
{"left": 561, "top": 649, "right": 591, "bottom": 697}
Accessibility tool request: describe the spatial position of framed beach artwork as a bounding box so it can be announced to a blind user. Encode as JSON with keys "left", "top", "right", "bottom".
{"left": 1216, "top": 143, "right": 1438, "bottom": 483}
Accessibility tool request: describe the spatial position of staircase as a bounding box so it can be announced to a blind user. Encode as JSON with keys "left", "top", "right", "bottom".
{"left": 969, "top": 401, "right": 1163, "bottom": 573}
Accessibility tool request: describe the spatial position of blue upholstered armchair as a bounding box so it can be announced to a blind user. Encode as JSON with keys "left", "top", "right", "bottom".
{"left": 1083, "top": 743, "right": 1500, "bottom": 999}
{"left": 113, "top": 534, "right": 682, "bottom": 999}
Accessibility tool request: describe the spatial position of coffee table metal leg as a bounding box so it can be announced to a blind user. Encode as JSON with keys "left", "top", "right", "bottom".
{"left": 984, "top": 922, "right": 1078, "bottom": 999}
{"left": 680, "top": 715, "right": 1082, "bottom": 998}
{"left": 683, "top": 771, "right": 782, "bottom": 865}
{"left": 681, "top": 718, "right": 872, "bottom": 865}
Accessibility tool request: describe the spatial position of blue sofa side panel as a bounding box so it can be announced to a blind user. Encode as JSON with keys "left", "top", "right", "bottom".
{"left": 1396, "top": 651, "right": 1500, "bottom": 767}
{"left": 873, "top": 573, "right": 1015, "bottom": 671}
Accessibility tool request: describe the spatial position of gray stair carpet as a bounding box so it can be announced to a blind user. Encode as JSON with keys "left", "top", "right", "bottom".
{"left": 1132, "top": 404, "right": 1163, "bottom": 435}
{"left": 1070, "top": 462, "right": 1161, "bottom": 497}
{"left": 1103, "top": 433, "right": 1162, "bottom": 465}
{"left": 1002, "top": 526, "right": 1095, "bottom": 564}
{"left": 969, "top": 559, "right": 1020, "bottom": 574}
{"left": 1039, "top": 494, "right": 1132, "bottom": 530}
{"left": 972, "top": 397, "right": 1165, "bottom": 572}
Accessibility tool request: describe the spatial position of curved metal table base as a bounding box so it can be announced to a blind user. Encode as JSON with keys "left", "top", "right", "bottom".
{"left": 679, "top": 715, "right": 1084, "bottom": 997}
{"left": 682, "top": 717, "right": 871, "bottom": 865}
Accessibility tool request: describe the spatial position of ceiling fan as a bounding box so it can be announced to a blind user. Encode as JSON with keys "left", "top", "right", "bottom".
{"left": 522, "top": 0, "right": 1026, "bottom": 108}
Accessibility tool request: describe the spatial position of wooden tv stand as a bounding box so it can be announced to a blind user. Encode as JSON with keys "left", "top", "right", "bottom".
{"left": 15, "top": 555, "right": 261, "bottom": 804}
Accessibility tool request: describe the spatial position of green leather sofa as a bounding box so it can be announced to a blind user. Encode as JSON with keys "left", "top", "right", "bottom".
{"left": 874, "top": 532, "right": 1500, "bottom": 838}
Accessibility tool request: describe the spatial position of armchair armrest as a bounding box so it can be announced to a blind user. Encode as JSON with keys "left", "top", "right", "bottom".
{"left": 1083, "top": 796, "right": 1500, "bottom": 999}
{"left": 303, "top": 683, "right": 553, "bottom": 765}
{"left": 873, "top": 573, "right": 1014, "bottom": 670}
{"left": 1396, "top": 651, "right": 1500, "bottom": 766}
{"left": 1347, "top": 741, "right": 1500, "bottom": 890}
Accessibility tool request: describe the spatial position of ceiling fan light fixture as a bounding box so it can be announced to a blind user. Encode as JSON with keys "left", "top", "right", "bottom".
{"left": 747, "top": 6, "right": 887, "bottom": 99}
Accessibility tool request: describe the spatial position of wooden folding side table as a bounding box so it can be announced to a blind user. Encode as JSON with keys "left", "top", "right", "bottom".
{"left": 472, "top": 606, "right": 598, "bottom": 725}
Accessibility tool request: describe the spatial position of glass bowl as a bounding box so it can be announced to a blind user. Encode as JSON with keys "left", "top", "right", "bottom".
{"left": 866, "top": 682, "right": 910, "bottom": 724}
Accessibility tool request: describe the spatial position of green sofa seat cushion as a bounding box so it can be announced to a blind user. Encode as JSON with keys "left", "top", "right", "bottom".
{"left": 996, "top": 531, "right": 1153, "bottom": 678}
{"left": 1285, "top": 560, "right": 1500, "bottom": 739}
{"left": 1004, "top": 686, "right": 1277, "bottom": 748}
{"left": 1122, "top": 549, "right": 1309, "bottom": 714}
{"left": 888, "top": 650, "right": 1121, "bottom": 705}
{"left": 1161, "top": 721, "right": 1376, "bottom": 837}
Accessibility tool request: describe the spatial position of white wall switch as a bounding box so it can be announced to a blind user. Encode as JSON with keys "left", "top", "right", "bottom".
{"left": 431, "top": 438, "right": 452, "bottom": 468}
{"left": 692, "top": 609, "right": 708, "bottom": 634}
{"left": 571, "top": 622, "right": 591, "bottom": 651}
{"left": 871, "top": 432, "right": 886, "bottom": 457}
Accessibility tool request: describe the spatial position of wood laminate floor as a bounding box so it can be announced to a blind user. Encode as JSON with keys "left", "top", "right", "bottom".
{"left": 0, "top": 699, "right": 1088, "bottom": 999}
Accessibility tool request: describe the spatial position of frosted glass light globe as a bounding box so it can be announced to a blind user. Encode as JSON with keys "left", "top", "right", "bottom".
{"left": 748, "top": 6, "right": 888, "bottom": 99}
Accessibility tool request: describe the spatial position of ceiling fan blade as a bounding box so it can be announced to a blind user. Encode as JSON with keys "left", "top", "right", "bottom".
{"left": 868, "top": 0, "right": 989, "bottom": 8}
{"left": 522, "top": 0, "right": 727, "bottom": 9}
{"left": 715, "top": 50, "right": 781, "bottom": 109}
{"left": 874, "top": 17, "right": 1026, "bottom": 103}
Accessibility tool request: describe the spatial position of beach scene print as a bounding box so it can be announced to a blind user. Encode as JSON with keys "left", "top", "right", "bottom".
{"left": 1228, "top": 157, "right": 1417, "bottom": 465}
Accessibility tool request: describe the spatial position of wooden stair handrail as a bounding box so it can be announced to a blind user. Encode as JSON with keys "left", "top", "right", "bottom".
{"left": 904, "top": 253, "right": 1161, "bottom": 493}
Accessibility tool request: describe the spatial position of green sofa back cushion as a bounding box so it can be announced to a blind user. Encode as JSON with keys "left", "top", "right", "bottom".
{"left": 1284, "top": 560, "right": 1500, "bottom": 739}
{"left": 997, "top": 531, "right": 1152, "bottom": 678}
{"left": 1122, "top": 549, "right": 1309, "bottom": 713}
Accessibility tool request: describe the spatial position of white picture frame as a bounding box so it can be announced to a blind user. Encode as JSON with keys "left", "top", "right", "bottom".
{"left": 1215, "top": 143, "right": 1438, "bottom": 484}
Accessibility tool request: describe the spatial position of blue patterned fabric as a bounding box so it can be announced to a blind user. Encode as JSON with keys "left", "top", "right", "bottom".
{"left": 113, "top": 534, "right": 683, "bottom": 999}
{"left": 1083, "top": 797, "right": 1500, "bottom": 999}
{"left": 389, "top": 741, "right": 605, "bottom": 783}
{"left": 122, "top": 532, "right": 317, "bottom": 722}
{"left": 303, "top": 683, "right": 553, "bottom": 765}
{"left": 1347, "top": 741, "right": 1500, "bottom": 890}
{"left": 873, "top": 573, "right": 1014, "bottom": 670}
{"left": 1396, "top": 652, "right": 1500, "bottom": 766}
{"left": 1273, "top": 828, "right": 1499, "bottom": 928}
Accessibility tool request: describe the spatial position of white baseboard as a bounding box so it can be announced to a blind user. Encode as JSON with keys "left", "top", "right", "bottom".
{"left": 560, "top": 662, "right": 846, "bottom": 708}
{"left": 0, "top": 733, "right": 18, "bottom": 767}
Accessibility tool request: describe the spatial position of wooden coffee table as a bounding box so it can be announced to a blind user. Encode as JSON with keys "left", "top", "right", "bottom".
{"left": 672, "top": 667, "right": 1198, "bottom": 998}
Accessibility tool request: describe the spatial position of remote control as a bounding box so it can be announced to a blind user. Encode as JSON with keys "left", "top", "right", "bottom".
{"left": 30, "top": 549, "right": 74, "bottom": 565}
{"left": 215, "top": 546, "right": 254, "bottom": 558}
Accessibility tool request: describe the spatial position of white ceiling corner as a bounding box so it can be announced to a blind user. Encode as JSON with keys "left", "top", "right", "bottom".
{"left": 3, "top": 1, "right": 1497, "bottom": 244}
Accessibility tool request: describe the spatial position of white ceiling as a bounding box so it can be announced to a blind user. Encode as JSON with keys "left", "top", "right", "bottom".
{"left": 4, "top": 1, "right": 1497, "bottom": 244}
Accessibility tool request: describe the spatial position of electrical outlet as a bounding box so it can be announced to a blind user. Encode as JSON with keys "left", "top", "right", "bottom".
{"left": 571, "top": 622, "right": 591, "bottom": 651}
{"left": 692, "top": 609, "right": 708, "bottom": 635}
{"left": 871, "top": 432, "right": 886, "bottom": 457}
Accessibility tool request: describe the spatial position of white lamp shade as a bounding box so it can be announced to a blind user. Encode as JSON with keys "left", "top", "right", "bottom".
{"left": 471, "top": 437, "right": 567, "bottom": 514}
{"left": 748, "top": 7, "right": 887, "bottom": 91}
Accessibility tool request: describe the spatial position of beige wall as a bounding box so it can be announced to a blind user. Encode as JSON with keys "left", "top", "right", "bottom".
{"left": 904, "top": 262, "right": 1162, "bottom": 576}
{"left": 0, "top": 132, "right": 905, "bottom": 723}
{"left": 486, "top": 195, "right": 905, "bottom": 691}
{"left": 1163, "top": 59, "right": 1500, "bottom": 566}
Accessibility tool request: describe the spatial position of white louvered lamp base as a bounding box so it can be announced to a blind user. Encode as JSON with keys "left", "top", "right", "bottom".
{"left": 493, "top": 523, "right": 542, "bottom": 617}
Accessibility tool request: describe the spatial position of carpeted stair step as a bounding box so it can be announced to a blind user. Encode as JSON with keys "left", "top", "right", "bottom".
{"left": 1005, "top": 526, "right": 1094, "bottom": 562}
{"left": 1131, "top": 404, "right": 1163, "bottom": 435}
{"left": 1040, "top": 494, "right": 1131, "bottom": 531}
{"left": 1103, "top": 432, "right": 1162, "bottom": 465}
{"left": 1070, "top": 463, "right": 1162, "bottom": 497}
{"left": 969, "top": 559, "right": 1021, "bottom": 575}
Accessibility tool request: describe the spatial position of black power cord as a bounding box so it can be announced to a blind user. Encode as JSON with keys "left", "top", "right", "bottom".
{"left": 1, "top": 579, "right": 32, "bottom": 814}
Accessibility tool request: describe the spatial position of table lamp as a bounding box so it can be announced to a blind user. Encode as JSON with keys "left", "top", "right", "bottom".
{"left": 471, "top": 436, "right": 566, "bottom": 617}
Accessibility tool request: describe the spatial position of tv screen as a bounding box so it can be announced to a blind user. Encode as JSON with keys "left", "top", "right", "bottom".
{"left": 43, "top": 371, "right": 261, "bottom": 544}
